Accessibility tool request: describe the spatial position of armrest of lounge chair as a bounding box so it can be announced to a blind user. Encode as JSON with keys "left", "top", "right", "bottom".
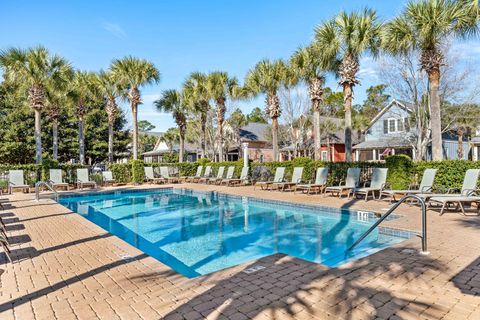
{"left": 420, "top": 185, "right": 433, "bottom": 192}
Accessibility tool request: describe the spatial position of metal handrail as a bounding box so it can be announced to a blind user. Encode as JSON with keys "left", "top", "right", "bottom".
{"left": 348, "top": 194, "right": 428, "bottom": 254}
{"left": 35, "top": 181, "right": 59, "bottom": 202}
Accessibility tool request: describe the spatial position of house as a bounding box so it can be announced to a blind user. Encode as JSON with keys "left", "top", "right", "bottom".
{"left": 143, "top": 140, "right": 200, "bottom": 163}
{"left": 353, "top": 99, "right": 469, "bottom": 161}
{"left": 227, "top": 122, "right": 274, "bottom": 162}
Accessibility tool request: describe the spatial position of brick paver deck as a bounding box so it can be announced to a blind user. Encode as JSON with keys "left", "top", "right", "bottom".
{"left": 0, "top": 183, "right": 479, "bottom": 320}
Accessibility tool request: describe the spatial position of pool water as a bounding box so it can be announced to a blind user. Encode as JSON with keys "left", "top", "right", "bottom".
{"left": 59, "top": 188, "right": 413, "bottom": 278}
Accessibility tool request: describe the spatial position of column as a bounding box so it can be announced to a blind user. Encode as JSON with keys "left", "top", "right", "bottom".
{"left": 242, "top": 142, "right": 249, "bottom": 168}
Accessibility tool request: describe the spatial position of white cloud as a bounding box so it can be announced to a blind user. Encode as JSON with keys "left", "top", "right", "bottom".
{"left": 102, "top": 21, "right": 127, "bottom": 39}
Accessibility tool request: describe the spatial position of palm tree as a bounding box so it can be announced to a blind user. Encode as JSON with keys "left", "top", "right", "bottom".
{"left": 290, "top": 45, "right": 331, "bottom": 160}
{"left": 315, "top": 8, "right": 382, "bottom": 162}
{"left": 244, "top": 59, "right": 290, "bottom": 161}
{"left": 69, "top": 71, "right": 97, "bottom": 164}
{"left": 383, "top": 0, "right": 478, "bottom": 160}
{"left": 0, "top": 46, "right": 72, "bottom": 164}
{"left": 154, "top": 89, "right": 189, "bottom": 162}
{"left": 110, "top": 56, "right": 160, "bottom": 160}
{"left": 207, "top": 72, "right": 239, "bottom": 161}
{"left": 184, "top": 72, "right": 210, "bottom": 158}
{"left": 94, "top": 71, "right": 122, "bottom": 163}
{"left": 45, "top": 91, "right": 67, "bottom": 160}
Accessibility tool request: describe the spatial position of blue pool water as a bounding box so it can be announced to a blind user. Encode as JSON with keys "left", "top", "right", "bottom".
{"left": 59, "top": 188, "right": 413, "bottom": 278}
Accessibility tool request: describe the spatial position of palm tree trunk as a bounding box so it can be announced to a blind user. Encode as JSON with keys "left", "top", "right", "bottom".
{"left": 179, "top": 132, "right": 185, "bottom": 163}
{"left": 218, "top": 120, "right": 224, "bottom": 162}
{"left": 78, "top": 116, "right": 85, "bottom": 164}
{"left": 313, "top": 110, "right": 321, "bottom": 160}
{"left": 343, "top": 84, "right": 353, "bottom": 162}
{"left": 201, "top": 113, "right": 207, "bottom": 158}
{"left": 132, "top": 103, "right": 139, "bottom": 160}
{"left": 52, "top": 120, "right": 58, "bottom": 160}
{"left": 457, "top": 128, "right": 464, "bottom": 160}
{"left": 108, "top": 122, "right": 114, "bottom": 163}
{"left": 34, "top": 109, "right": 42, "bottom": 164}
{"left": 272, "top": 117, "right": 279, "bottom": 161}
{"left": 429, "top": 70, "right": 443, "bottom": 161}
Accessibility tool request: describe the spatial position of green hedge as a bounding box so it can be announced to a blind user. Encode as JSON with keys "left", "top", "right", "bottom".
{"left": 131, "top": 160, "right": 145, "bottom": 184}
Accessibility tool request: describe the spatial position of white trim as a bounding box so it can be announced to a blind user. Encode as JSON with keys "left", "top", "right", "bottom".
{"left": 367, "top": 99, "right": 413, "bottom": 131}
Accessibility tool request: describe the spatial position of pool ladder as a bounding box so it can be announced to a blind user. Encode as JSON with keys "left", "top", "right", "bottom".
{"left": 348, "top": 194, "right": 428, "bottom": 254}
{"left": 35, "top": 181, "right": 59, "bottom": 202}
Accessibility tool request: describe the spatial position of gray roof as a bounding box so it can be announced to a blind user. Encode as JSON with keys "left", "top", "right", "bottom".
{"left": 353, "top": 137, "right": 412, "bottom": 150}
{"left": 239, "top": 122, "right": 270, "bottom": 142}
{"left": 143, "top": 141, "right": 199, "bottom": 156}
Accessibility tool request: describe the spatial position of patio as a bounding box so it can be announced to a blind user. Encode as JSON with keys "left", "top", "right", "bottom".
{"left": 0, "top": 184, "right": 479, "bottom": 320}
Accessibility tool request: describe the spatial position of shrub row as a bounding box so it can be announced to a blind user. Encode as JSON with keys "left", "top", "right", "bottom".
{"left": 1, "top": 156, "right": 480, "bottom": 190}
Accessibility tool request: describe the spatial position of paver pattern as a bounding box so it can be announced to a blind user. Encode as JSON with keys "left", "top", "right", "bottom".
{"left": 0, "top": 183, "right": 479, "bottom": 320}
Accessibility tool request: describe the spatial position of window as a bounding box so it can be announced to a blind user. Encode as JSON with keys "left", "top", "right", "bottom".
{"left": 321, "top": 151, "right": 328, "bottom": 161}
{"left": 389, "top": 119, "right": 396, "bottom": 132}
{"left": 384, "top": 118, "right": 406, "bottom": 134}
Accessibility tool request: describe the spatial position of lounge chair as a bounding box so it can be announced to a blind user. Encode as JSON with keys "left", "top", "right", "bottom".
{"left": 185, "top": 166, "right": 203, "bottom": 183}
{"left": 49, "top": 169, "right": 69, "bottom": 190}
{"left": 353, "top": 168, "right": 389, "bottom": 201}
{"left": 272, "top": 167, "right": 304, "bottom": 191}
{"left": 160, "top": 166, "right": 179, "bottom": 183}
{"left": 429, "top": 195, "right": 480, "bottom": 216}
{"left": 208, "top": 166, "right": 225, "bottom": 185}
{"left": 102, "top": 171, "right": 116, "bottom": 186}
{"left": 380, "top": 168, "right": 437, "bottom": 202}
{"left": 197, "top": 166, "right": 213, "bottom": 183}
{"left": 76, "top": 168, "right": 96, "bottom": 189}
{"left": 144, "top": 167, "right": 165, "bottom": 184}
{"left": 224, "top": 167, "right": 250, "bottom": 186}
{"left": 324, "top": 168, "right": 361, "bottom": 198}
{"left": 295, "top": 167, "right": 329, "bottom": 194}
{"left": 419, "top": 169, "right": 480, "bottom": 202}
{"left": 219, "top": 166, "right": 235, "bottom": 185}
{"left": 254, "top": 167, "right": 286, "bottom": 190}
{"left": 8, "top": 170, "right": 30, "bottom": 194}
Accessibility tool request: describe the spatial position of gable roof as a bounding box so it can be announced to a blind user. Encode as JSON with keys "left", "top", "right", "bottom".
{"left": 239, "top": 122, "right": 269, "bottom": 142}
{"left": 367, "top": 99, "right": 413, "bottom": 130}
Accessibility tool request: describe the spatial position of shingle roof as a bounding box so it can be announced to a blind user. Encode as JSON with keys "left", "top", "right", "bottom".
{"left": 239, "top": 122, "right": 270, "bottom": 142}
{"left": 353, "top": 137, "right": 412, "bottom": 150}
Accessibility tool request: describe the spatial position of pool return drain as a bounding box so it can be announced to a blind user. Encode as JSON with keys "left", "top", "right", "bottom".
{"left": 242, "top": 265, "right": 265, "bottom": 274}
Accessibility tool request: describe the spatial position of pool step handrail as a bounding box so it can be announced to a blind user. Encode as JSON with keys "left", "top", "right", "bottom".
{"left": 35, "top": 181, "right": 58, "bottom": 202}
{"left": 348, "top": 194, "right": 428, "bottom": 254}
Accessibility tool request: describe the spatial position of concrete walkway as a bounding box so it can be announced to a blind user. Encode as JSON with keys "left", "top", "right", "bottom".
{"left": 0, "top": 184, "right": 479, "bottom": 319}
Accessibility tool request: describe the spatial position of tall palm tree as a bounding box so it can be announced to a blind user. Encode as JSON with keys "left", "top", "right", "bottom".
{"left": 94, "top": 71, "right": 122, "bottom": 163}
{"left": 184, "top": 72, "right": 210, "bottom": 158}
{"left": 315, "top": 8, "right": 382, "bottom": 162}
{"left": 154, "top": 89, "right": 189, "bottom": 162}
{"left": 0, "top": 46, "right": 72, "bottom": 164}
{"left": 110, "top": 56, "right": 160, "bottom": 160}
{"left": 290, "top": 45, "right": 331, "bottom": 160}
{"left": 244, "top": 59, "right": 290, "bottom": 161}
{"left": 69, "top": 71, "right": 97, "bottom": 164}
{"left": 45, "top": 91, "right": 67, "bottom": 160}
{"left": 383, "top": 0, "right": 478, "bottom": 160}
{"left": 207, "top": 72, "right": 239, "bottom": 162}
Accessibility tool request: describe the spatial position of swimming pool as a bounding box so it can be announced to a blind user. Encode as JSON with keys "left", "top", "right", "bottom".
{"left": 59, "top": 188, "right": 413, "bottom": 278}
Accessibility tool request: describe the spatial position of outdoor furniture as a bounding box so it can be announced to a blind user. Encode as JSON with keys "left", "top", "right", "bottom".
{"left": 49, "top": 169, "right": 69, "bottom": 190}
{"left": 324, "top": 168, "right": 361, "bottom": 198}
{"left": 380, "top": 168, "right": 437, "bottom": 202}
{"left": 102, "top": 171, "right": 116, "bottom": 186}
{"left": 219, "top": 166, "right": 235, "bottom": 185}
{"left": 272, "top": 167, "right": 304, "bottom": 191}
{"left": 185, "top": 166, "right": 203, "bottom": 183}
{"left": 8, "top": 170, "right": 30, "bottom": 194}
{"left": 418, "top": 169, "right": 480, "bottom": 202}
{"left": 224, "top": 167, "right": 250, "bottom": 186}
{"left": 295, "top": 167, "right": 329, "bottom": 194}
{"left": 0, "top": 232, "right": 12, "bottom": 263}
{"left": 208, "top": 166, "right": 225, "bottom": 185}
{"left": 160, "top": 166, "right": 179, "bottom": 183}
{"left": 254, "top": 167, "right": 285, "bottom": 190}
{"left": 76, "top": 169, "right": 97, "bottom": 189}
{"left": 353, "top": 168, "right": 389, "bottom": 201}
{"left": 197, "top": 166, "right": 213, "bottom": 183}
{"left": 429, "top": 195, "right": 480, "bottom": 216}
{"left": 144, "top": 167, "right": 165, "bottom": 184}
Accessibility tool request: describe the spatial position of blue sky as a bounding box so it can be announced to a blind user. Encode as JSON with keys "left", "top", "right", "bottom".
{"left": 2, "top": 1, "right": 477, "bottom": 132}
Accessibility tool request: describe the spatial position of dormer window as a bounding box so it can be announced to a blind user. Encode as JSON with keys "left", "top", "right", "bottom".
{"left": 384, "top": 118, "right": 409, "bottom": 134}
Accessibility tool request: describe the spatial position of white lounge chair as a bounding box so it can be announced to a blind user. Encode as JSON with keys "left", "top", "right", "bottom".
{"left": 76, "top": 168, "right": 96, "bottom": 189}
{"left": 255, "top": 167, "right": 285, "bottom": 190}
{"left": 324, "top": 168, "right": 361, "bottom": 198}
{"left": 272, "top": 167, "right": 304, "bottom": 191}
{"left": 102, "top": 171, "right": 116, "bottom": 186}
{"left": 8, "top": 170, "right": 29, "bottom": 194}
{"left": 49, "top": 169, "right": 69, "bottom": 190}
{"left": 380, "top": 168, "right": 437, "bottom": 202}
{"left": 208, "top": 166, "right": 225, "bottom": 185}
{"left": 429, "top": 196, "right": 480, "bottom": 216}
{"left": 295, "top": 167, "right": 329, "bottom": 194}
{"left": 419, "top": 169, "right": 480, "bottom": 202}
{"left": 219, "top": 166, "right": 235, "bottom": 185}
{"left": 185, "top": 166, "right": 203, "bottom": 183}
{"left": 144, "top": 167, "right": 164, "bottom": 184}
{"left": 224, "top": 167, "right": 250, "bottom": 186}
{"left": 197, "top": 166, "right": 212, "bottom": 184}
{"left": 160, "top": 166, "right": 179, "bottom": 183}
{"left": 353, "top": 168, "right": 389, "bottom": 201}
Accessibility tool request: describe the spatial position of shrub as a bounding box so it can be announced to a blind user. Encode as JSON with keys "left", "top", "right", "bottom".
{"left": 109, "top": 163, "right": 131, "bottom": 183}
{"left": 40, "top": 158, "right": 60, "bottom": 181}
{"left": 385, "top": 155, "right": 414, "bottom": 189}
{"left": 131, "top": 160, "right": 145, "bottom": 184}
